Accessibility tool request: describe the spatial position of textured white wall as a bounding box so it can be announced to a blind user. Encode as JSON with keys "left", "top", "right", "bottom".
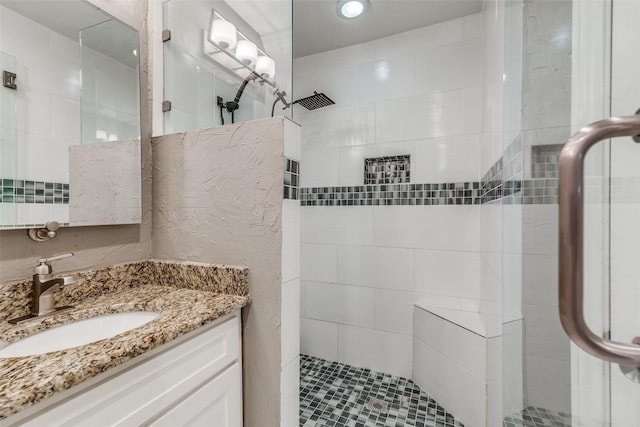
{"left": 151, "top": 117, "right": 287, "bottom": 427}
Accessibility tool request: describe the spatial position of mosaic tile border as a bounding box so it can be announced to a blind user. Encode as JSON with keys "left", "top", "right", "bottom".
{"left": 0, "top": 179, "right": 69, "bottom": 204}
{"left": 300, "top": 354, "right": 463, "bottom": 427}
{"left": 284, "top": 158, "right": 300, "bottom": 200}
{"left": 531, "top": 144, "right": 562, "bottom": 179}
{"left": 364, "top": 155, "right": 410, "bottom": 185}
{"left": 301, "top": 182, "right": 483, "bottom": 206}
{"left": 300, "top": 137, "right": 568, "bottom": 207}
{"left": 300, "top": 178, "right": 561, "bottom": 207}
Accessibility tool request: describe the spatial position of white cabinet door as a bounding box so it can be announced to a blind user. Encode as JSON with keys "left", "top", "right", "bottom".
{"left": 150, "top": 362, "right": 243, "bottom": 427}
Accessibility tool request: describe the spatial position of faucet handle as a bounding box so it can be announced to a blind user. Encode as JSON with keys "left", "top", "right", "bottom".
{"left": 34, "top": 252, "right": 74, "bottom": 274}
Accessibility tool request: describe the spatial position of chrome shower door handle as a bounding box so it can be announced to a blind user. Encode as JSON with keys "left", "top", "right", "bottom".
{"left": 559, "top": 114, "right": 640, "bottom": 367}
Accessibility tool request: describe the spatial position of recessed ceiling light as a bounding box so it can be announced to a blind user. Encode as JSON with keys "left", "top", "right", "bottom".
{"left": 336, "top": 0, "right": 369, "bottom": 19}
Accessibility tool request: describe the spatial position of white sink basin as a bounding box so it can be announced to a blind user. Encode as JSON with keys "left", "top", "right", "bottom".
{"left": 0, "top": 311, "right": 160, "bottom": 358}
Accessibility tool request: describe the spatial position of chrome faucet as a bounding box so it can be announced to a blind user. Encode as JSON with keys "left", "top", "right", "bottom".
{"left": 8, "top": 252, "right": 77, "bottom": 324}
{"left": 30, "top": 252, "right": 76, "bottom": 316}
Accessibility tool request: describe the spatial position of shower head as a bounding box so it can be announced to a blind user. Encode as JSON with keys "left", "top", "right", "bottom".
{"left": 292, "top": 91, "right": 335, "bottom": 110}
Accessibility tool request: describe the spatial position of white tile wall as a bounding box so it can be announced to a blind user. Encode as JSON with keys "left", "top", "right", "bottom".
{"left": 412, "top": 135, "right": 481, "bottom": 183}
{"left": 375, "top": 91, "right": 465, "bottom": 144}
{"left": 487, "top": 336, "right": 503, "bottom": 425}
{"left": 299, "top": 148, "right": 340, "bottom": 188}
{"left": 413, "top": 293, "right": 479, "bottom": 313}
{"left": 297, "top": 13, "right": 484, "bottom": 392}
{"left": 372, "top": 206, "right": 480, "bottom": 251}
{"left": 523, "top": 304, "right": 569, "bottom": 362}
{"left": 281, "top": 120, "right": 301, "bottom": 425}
{"left": 521, "top": 204, "right": 570, "bottom": 413}
{"left": 415, "top": 39, "right": 482, "bottom": 95}
{"left": 413, "top": 307, "right": 487, "bottom": 379}
{"left": 282, "top": 200, "right": 301, "bottom": 284}
{"left": 359, "top": 53, "right": 417, "bottom": 104}
{"left": 303, "top": 281, "right": 374, "bottom": 328}
{"left": 301, "top": 207, "right": 374, "bottom": 246}
{"left": 373, "top": 289, "right": 414, "bottom": 335}
{"left": 301, "top": 244, "right": 338, "bottom": 283}
{"left": 525, "top": 355, "right": 571, "bottom": 412}
{"left": 502, "top": 252, "right": 522, "bottom": 322}
{"left": 414, "top": 249, "right": 481, "bottom": 302}
{"left": 280, "top": 356, "right": 300, "bottom": 427}
{"left": 300, "top": 318, "right": 338, "bottom": 361}
{"left": 337, "top": 245, "right": 414, "bottom": 291}
{"left": 281, "top": 279, "right": 300, "bottom": 368}
{"left": 412, "top": 306, "right": 498, "bottom": 426}
{"left": 338, "top": 324, "right": 413, "bottom": 378}
{"left": 297, "top": 103, "right": 376, "bottom": 151}
{"left": 502, "top": 320, "right": 523, "bottom": 417}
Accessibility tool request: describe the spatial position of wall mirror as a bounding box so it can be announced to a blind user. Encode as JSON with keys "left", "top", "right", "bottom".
{"left": 0, "top": 0, "right": 142, "bottom": 231}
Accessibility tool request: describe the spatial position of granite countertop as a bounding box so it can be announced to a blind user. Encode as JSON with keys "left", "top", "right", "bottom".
{"left": 0, "top": 261, "right": 250, "bottom": 419}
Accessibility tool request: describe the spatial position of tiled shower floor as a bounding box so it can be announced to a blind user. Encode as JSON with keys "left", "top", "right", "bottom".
{"left": 503, "top": 407, "right": 572, "bottom": 427}
{"left": 299, "top": 354, "right": 464, "bottom": 427}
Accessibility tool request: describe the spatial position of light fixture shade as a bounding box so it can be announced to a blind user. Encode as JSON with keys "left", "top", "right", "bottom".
{"left": 236, "top": 40, "right": 258, "bottom": 68}
{"left": 210, "top": 19, "right": 237, "bottom": 50}
{"left": 256, "top": 55, "right": 276, "bottom": 80}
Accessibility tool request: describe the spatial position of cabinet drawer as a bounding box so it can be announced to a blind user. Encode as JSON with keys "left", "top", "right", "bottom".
{"left": 149, "top": 362, "right": 243, "bottom": 427}
{"left": 12, "top": 313, "right": 241, "bottom": 427}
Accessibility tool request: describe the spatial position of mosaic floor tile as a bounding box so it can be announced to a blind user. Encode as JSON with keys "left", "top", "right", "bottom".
{"left": 503, "top": 406, "right": 572, "bottom": 427}
{"left": 299, "top": 354, "right": 464, "bottom": 427}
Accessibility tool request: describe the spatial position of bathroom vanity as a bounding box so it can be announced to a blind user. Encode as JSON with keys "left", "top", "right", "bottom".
{"left": 0, "top": 261, "right": 250, "bottom": 426}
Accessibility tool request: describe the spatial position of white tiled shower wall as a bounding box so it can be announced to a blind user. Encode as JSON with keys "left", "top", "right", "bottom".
{"left": 281, "top": 119, "right": 301, "bottom": 427}
{"left": 296, "top": 14, "right": 483, "bottom": 379}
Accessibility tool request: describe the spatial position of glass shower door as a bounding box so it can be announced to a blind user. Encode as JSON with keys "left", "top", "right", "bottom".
{"left": 503, "top": 0, "right": 640, "bottom": 425}
{"left": 558, "top": 0, "right": 640, "bottom": 425}
{"left": 603, "top": 0, "right": 640, "bottom": 424}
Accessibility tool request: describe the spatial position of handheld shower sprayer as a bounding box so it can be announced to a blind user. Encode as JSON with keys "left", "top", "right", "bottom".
{"left": 220, "top": 72, "right": 260, "bottom": 123}
{"left": 217, "top": 72, "right": 292, "bottom": 124}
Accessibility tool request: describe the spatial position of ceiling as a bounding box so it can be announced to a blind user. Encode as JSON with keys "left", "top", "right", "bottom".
{"left": 293, "top": 0, "right": 483, "bottom": 58}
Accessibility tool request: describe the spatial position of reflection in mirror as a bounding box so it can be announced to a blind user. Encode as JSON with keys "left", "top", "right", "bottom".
{"left": 0, "top": 0, "right": 141, "bottom": 230}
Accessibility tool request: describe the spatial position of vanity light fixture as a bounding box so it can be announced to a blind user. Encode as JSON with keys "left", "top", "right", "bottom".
{"left": 255, "top": 55, "right": 276, "bottom": 80}
{"left": 236, "top": 39, "right": 258, "bottom": 67}
{"left": 205, "top": 11, "right": 276, "bottom": 84}
{"left": 210, "top": 18, "right": 237, "bottom": 50}
{"left": 336, "top": 0, "right": 369, "bottom": 19}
